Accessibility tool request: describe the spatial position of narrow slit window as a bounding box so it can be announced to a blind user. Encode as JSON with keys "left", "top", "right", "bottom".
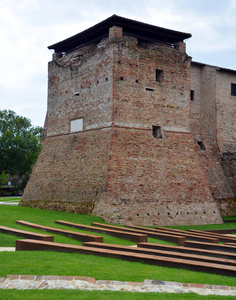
{"left": 197, "top": 141, "right": 206, "bottom": 150}
{"left": 156, "top": 69, "right": 163, "bottom": 82}
{"left": 153, "top": 126, "right": 162, "bottom": 138}
{"left": 190, "top": 90, "right": 194, "bottom": 101}
{"left": 231, "top": 83, "right": 236, "bottom": 96}
{"left": 146, "top": 87, "right": 155, "bottom": 91}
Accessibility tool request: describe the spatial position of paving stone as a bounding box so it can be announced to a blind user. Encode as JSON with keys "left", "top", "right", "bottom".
{"left": 7, "top": 275, "right": 20, "bottom": 280}
{"left": 0, "top": 275, "right": 235, "bottom": 295}
{"left": 20, "top": 275, "right": 36, "bottom": 280}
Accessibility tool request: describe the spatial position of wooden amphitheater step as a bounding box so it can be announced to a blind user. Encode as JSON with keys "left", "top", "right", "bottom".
{"left": 83, "top": 241, "right": 236, "bottom": 267}
{"left": 137, "top": 242, "right": 236, "bottom": 261}
{"left": 223, "top": 219, "right": 236, "bottom": 223}
{"left": 15, "top": 239, "right": 236, "bottom": 277}
{"left": 187, "top": 229, "right": 236, "bottom": 244}
{"left": 91, "top": 223, "right": 185, "bottom": 245}
{"left": 55, "top": 220, "right": 147, "bottom": 243}
{"left": 16, "top": 221, "right": 103, "bottom": 243}
{"left": 0, "top": 225, "right": 54, "bottom": 241}
{"left": 202, "top": 229, "right": 236, "bottom": 234}
{"left": 183, "top": 241, "right": 236, "bottom": 253}
{"left": 154, "top": 227, "right": 219, "bottom": 243}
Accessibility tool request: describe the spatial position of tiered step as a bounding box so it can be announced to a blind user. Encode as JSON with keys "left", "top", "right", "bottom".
{"left": 16, "top": 239, "right": 236, "bottom": 277}
{"left": 91, "top": 223, "right": 185, "bottom": 245}
{"left": 0, "top": 225, "right": 53, "bottom": 241}
{"left": 83, "top": 241, "right": 236, "bottom": 266}
{"left": 16, "top": 220, "right": 103, "bottom": 242}
{"left": 55, "top": 220, "right": 147, "bottom": 243}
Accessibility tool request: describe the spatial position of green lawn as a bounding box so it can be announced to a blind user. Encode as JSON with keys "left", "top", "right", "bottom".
{"left": 0, "top": 290, "right": 235, "bottom": 300}
{"left": 0, "top": 203, "right": 235, "bottom": 298}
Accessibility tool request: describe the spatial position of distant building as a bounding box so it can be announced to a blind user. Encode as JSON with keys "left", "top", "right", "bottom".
{"left": 21, "top": 15, "right": 236, "bottom": 225}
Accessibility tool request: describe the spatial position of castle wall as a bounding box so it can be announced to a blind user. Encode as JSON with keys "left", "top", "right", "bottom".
{"left": 22, "top": 130, "right": 111, "bottom": 213}
{"left": 47, "top": 41, "right": 114, "bottom": 137}
{"left": 191, "top": 64, "right": 236, "bottom": 215}
{"left": 94, "top": 35, "right": 222, "bottom": 225}
{"left": 216, "top": 70, "right": 236, "bottom": 204}
{"left": 22, "top": 38, "right": 115, "bottom": 212}
{"left": 93, "top": 128, "right": 221, "bottom": 225}
{"left": 216, "top": 70, "right": 236, "bottom": 153}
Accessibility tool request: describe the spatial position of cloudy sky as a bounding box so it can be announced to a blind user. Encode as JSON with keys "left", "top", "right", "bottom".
{"left": 0, "top": 0, "right": 236, "bottom": 127}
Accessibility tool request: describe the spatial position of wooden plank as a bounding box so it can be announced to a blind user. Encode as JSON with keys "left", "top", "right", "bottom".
{"left": 184, "top": 241, "right": 236, "bottom": 253}
{"left": 0, "top": 225, "right": 54, "bottom": 241}
{"left": 155, "top": 227, "right": 219, "bottom": 243}
{"left": 83, "top": 241, "right": 236, "bottom": 266}
{"left": 188, "top": 229, "right": 236, "bottom": 244}
{"left": 91, "top": 222, "right": 185, "bottom": 245}
{"left": 15, "top": 239, "right": 236, "bottom": 277}
{"left": 223, "top": 220, "right": 236, "bottom": 223}
{"left": 55, "top": 220, "right": 147, "bottom": 243}
{"left": 202, "top": 229, "right": 236, "bottom": 234}
{"left": 137, "top": 242, "right": 236, "bottom": 261}
{"left": 224, "top": 243, "right": 236, "bottom": 247}
{"left": 16, "top": 220, "right": 103, "bottom": 243}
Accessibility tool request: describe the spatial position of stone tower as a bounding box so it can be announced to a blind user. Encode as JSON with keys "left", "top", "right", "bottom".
{"left": 21, "top": 15, "right": 222, "bottom": 226}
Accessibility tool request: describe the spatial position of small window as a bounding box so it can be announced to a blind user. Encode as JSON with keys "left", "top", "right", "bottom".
{"left": 190, "top": 90, "right": 194, "bottom": 101}
{"left": 231, "top": 83, "right": 236, "bottom": 96}
{"left": 156, "top": 69, "right": 163, "bottom": 82}
{"left": 198, "top": 141, "right": 205, "bottom": 150}
{"left": 153, "top": 126, "right": 162, "bottom": 138}
{"left": 71, "top": 118, "right": 83, "bottom": 132}
{"left": 146, "top": 87, "right": 155, "bottom": 91}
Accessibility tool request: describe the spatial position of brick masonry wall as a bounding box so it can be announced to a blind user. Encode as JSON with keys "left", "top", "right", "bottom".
{"left": 191, "top": 64, "right": 236, "bottom": 215}
{"left": 93, "top": 128, "right": 222, "bottom": 225}
{"left": 216, "top": 70, "right": 236, "bottom": 209}
{"left": 22, "top": 37, "right": 115, "bottom": 213}
{"left": 21, "top": 130, "right": 112, "bottom": 213}
{"left": 22, "top": 30, "right": 225, "bottom": 225}
{"left": 94, "top": 34, "right": 222, "bottom": 225}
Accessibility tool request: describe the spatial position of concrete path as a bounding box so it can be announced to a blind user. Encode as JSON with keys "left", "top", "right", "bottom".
{"left": 0, "top": 247, "right": 15, "bottom": 252}
{"left": 0, "top": 202, "right": 19, "bottom": 206}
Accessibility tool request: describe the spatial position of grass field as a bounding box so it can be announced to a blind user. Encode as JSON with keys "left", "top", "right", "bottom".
{"left": 0, "top": 201, "right": 235, "bottom": 299}
{"left": 0, "top": 289, "right": 235, "bottom": 300}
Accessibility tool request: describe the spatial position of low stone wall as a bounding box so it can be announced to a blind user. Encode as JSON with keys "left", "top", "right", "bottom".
{"left": 0, "top": 275, "right": 235, "bottom": 296}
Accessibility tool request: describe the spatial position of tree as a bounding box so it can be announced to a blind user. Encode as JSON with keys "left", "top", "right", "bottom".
{"left": 0, "top": 171, "right": 7, "bottom": 186}
{"left": 0, "top": 109, "right": 42, "bottom": 189}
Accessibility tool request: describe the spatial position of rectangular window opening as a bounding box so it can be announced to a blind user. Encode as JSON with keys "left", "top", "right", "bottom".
{"left": 190, "top": 90, "right": 194, "bottom": 101}
{"left": 231, "top": 83, "right": 236, "bottom": 96}
{"left": 71, "top": 118, "right": 83, "bottom": 133}
{"left": 198, "top": 141, "right": 206, "bottom": 150}
{"left": 156, "top": 69, "right": 164, "bottom": 82}
{"left": 153, "top": 126, "right": 162, "bottom": 139}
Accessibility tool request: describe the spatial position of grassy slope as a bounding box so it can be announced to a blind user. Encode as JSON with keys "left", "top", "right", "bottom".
{"left": 0, "top": 290, "right": 235, "bottom": 300}
{"left": 0, "top": 205, "right": 235, "bottom": 288}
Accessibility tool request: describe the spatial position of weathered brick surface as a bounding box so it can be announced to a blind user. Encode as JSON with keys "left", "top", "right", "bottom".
{"left": 21, "top": 20, "right": 233, "bottom": 225}
{"left": 191, "top": 63, "right": 236, "bottom": 215}
{"left": 22, "top": 130, "right": 111, "bottom": 213}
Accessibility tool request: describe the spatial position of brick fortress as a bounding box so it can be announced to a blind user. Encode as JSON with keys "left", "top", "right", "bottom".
{"left": 20, "top": 15, "right": 236, "bottom": 226}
